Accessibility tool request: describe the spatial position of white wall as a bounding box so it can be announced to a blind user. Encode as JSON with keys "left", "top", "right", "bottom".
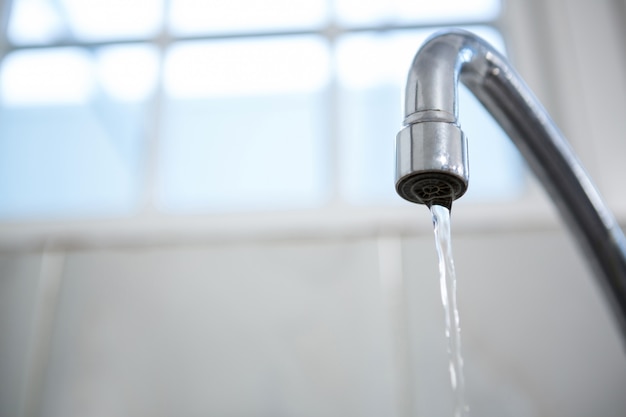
{"left": 1, "top": 229, "right": 625, "bottom": 417}
{"left": 502, "top": 0, "right": 626, "bottom": 211}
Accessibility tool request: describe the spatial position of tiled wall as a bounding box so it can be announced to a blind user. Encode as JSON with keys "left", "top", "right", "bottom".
{"left": 1, "top": 229, "right": 625, "bottom": 417}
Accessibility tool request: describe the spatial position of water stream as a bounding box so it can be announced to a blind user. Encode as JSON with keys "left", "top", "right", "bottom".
{"left": 430, "top": 204, "right": 469, "bottom": 417}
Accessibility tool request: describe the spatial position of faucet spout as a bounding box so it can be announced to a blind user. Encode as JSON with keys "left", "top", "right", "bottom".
{"left": 395, "top": 29, "right": 626, "bottom": 338}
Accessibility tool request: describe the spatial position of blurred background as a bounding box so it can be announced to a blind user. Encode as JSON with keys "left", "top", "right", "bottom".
{"left": 1, "top": 0, "right": 626, "bottom": 416}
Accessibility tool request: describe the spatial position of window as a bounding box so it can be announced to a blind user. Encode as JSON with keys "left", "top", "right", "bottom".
{"left": 159, "top": 36, "right": 330, "bottom": 212}
{"left": 0, "top": 0, "right": 519, "bottom": 221}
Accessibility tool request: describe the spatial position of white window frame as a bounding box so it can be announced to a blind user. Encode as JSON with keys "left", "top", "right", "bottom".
{"left": 1, "top": 0, "right": 623, "bottom": 250}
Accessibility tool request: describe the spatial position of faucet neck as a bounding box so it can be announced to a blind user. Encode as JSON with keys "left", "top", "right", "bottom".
{"left": 403, "top": 30, "right": 499, "bottom": 125}
{"left": 396, "top": 29, "right": 626, "bottom": 341}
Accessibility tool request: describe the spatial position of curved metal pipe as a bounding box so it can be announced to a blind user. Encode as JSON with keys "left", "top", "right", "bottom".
{"left": 395, "top": 29, "right": 626, "bottom": 338}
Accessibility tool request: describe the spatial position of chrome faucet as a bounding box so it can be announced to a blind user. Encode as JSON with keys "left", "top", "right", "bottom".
{"left": 395, "top": 30, "right": 626, "bottom": 338}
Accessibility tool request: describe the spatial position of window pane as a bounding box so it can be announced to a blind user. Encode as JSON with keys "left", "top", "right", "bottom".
{"left": 336, "top": 26, "right": 525, "bottom": 205}
{"left": 8, "top": 0, "right": 163, "bottom": 44}
{"left": 159, "top": 37, "right": 330, "bottom": 212}
{"left": 1, "top": 48, "right": 93, "bottom": 105}
{"left": 0, "top": 45, "right": 157, "bottom": 219}
{"left": 6, "top": 0, "right": 65, "bottom": 44}
{"left": 334, "top": 0, "right": 500, "bottom": 27}
{"left": 169, "top": 0, "right": 328, "bottom": 35}
{"left": 96, "top": 45, "right": 160, "bottom": 101}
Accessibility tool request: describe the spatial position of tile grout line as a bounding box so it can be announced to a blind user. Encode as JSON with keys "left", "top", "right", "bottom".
{"left": 19, "top": 247, "right": 66, "bottom": 417}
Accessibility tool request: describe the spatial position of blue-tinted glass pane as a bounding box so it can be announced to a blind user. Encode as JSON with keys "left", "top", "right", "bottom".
{"left": 336, "top": 26, "right": 524, "bottom": 205}
{"left": 6, "top": 0, "right": 65, "bottom": 44}
{"left": 169, "top": 0, "right": 328, "bottom": 35}
{"left": 0, "top": 45, "right": 157, "bottom": 219}
{"left": 334, "top": 0, "right": 501, "bottom": 27}
{"left": 8, "top": 0, "right": 163, "bottom": 44}
{"left": 159, "top": 37, "right": 330, "bottom": 212}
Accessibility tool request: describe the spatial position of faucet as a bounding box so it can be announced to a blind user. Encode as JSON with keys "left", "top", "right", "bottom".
{"left": 395, "top": 29, "right": 626, "bottom": 339}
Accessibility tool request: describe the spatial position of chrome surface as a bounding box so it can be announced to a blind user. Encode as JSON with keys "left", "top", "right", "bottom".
{"left": 396, "top": 122, "right": 468, "bottom": 209}
{"left": 395, "top": 29, "right": 626, "bottom": 337}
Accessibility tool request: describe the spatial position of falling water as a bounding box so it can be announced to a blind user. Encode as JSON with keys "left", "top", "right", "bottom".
{"left": 430, "top": 204, "right": 469, "bottom": 417}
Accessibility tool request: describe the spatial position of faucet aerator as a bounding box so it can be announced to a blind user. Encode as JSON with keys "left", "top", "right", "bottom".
{"left": 395, "top": 121, "right": 469, "bottom": 209}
